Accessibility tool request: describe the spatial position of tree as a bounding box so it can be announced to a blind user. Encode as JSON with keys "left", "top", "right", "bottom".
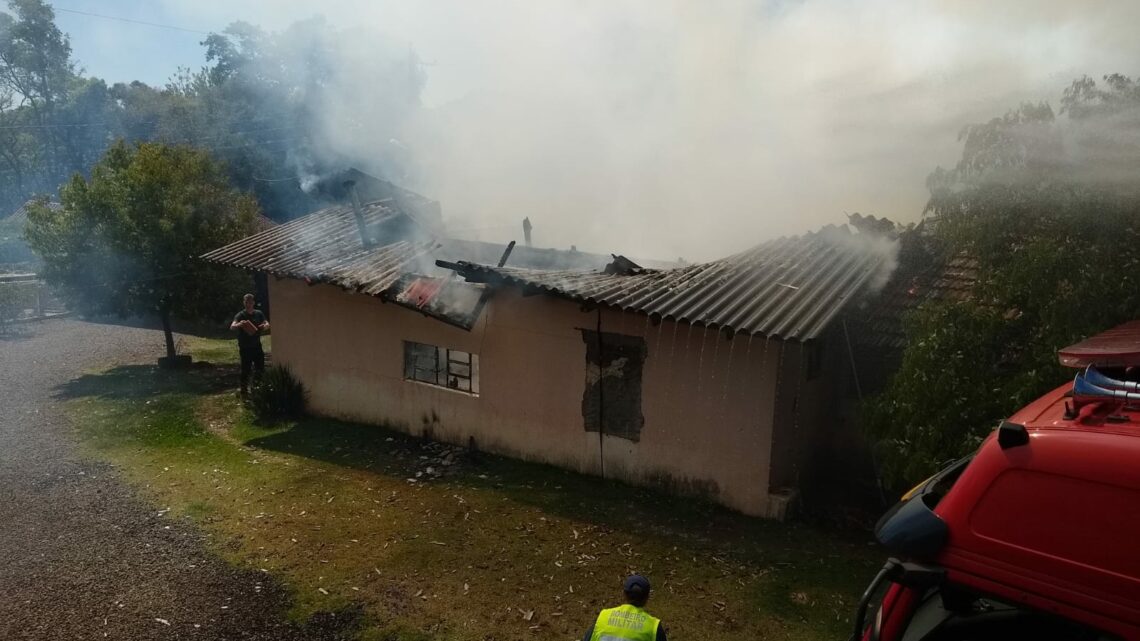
{"left": 25, "top": 141, "right": 259, "bottom": 360}
{"left": 0, "top": 5, "right": 429, "bottom": 225}
{"left": 864, "top": 75, "right": 1140, "bottom": 490}
{"left": 0, "top": 0, "right": 79, "bottom": 197}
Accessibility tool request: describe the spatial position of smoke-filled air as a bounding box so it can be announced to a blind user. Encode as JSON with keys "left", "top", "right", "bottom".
{"left": 9, "top": 3, "right": 1140, "bottom": 641}
{"left": 40, "top": 0, "right": 1140, "bottom": 261}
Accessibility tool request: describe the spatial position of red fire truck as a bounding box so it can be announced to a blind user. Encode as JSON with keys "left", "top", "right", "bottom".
{"left": 852, "top": 321, "right": 1140, "bottom": 641}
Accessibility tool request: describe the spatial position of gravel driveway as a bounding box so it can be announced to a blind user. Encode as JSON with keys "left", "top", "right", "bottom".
{"left": 0, "top": 319, "right": 357, "bottom": 640}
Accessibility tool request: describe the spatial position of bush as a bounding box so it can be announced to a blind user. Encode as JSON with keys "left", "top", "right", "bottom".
{"left": 249, "top": 365, "right": 306, "bottom": 422}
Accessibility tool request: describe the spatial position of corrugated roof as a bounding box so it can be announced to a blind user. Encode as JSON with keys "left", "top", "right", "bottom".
{"left": 446, "top": 226, "right": 897, "bottom": 341}
{"left": 200, "top": 201, "right": 668, "bottom": 293}
{"left": 442, "top": 239, "right": 682, "bottom": 271}
{"left": 200, "top": 201, "right": 492, "bottom": 330}
{"left": 201, "top": 201, "right": 440, "bottom": 296}
{"left": 204, "top": 204, "right": 896, "bottom": 340}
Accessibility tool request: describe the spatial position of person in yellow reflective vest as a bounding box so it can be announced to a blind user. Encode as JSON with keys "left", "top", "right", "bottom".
{"left": 583, "top": 574, "right": 667, "bottom": 641}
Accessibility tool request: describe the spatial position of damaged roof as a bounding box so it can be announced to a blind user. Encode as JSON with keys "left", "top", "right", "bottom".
{"left": 203, "top": 201, "right": 895, "bottom": 340}
{"left": 201, "top": 201, "right": 487, "bottom": 329}
{"left": 201, "top": 200, "right": 436, "bottom": 295}
{"left": 199, "top": 197, "right": 674, "bottom": 288}
{"left": 442, "top": 239, "right": 682, "bottom": 271}
{"left": 446, "top": 225, "right": 896, "bottom": 341}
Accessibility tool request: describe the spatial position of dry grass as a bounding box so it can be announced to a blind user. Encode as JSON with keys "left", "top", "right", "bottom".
{"left": 62, "top": 337, "right": 880, "bottom": 641}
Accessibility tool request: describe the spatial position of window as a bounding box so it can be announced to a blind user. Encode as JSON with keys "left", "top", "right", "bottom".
{"left": 580, "top": 330, "right": 646, "bottom": 441}
{"left": 403, "top": 341, "right": 480, "bottom": 395}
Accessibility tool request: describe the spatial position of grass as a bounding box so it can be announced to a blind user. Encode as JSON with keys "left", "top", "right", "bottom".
{"left": 60, "top": 336, "right": 881, "bottom": 641}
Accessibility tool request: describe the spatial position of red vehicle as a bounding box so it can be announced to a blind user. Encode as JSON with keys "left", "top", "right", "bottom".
{"left": 852, "top": 321, "right": 1140, "bottom": 641}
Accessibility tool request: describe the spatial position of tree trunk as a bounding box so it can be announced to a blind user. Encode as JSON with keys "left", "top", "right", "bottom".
{"left": 160, "top": 305, "right": 176, "bottom": 360}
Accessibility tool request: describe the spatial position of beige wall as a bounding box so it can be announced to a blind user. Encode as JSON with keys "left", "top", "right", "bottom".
{"left": 269, "top": 277, "right": 783, "bottom": 516}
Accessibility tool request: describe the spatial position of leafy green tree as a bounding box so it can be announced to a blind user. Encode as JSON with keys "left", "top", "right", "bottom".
{"left": 0, "top": 0, "right": 78, "bottom": 194}
{"left": 0, "top": 4, "right": 427, "bottom": 223}
{"left": 25, "top": 141, "right": 259, "bottom": 359}
{"left": 864, "top": 75, "right": 1140, "bottom": 489}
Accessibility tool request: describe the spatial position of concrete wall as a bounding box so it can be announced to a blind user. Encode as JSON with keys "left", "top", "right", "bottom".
{"left": 269, "top": 277, "right": 785, "bottom": 516}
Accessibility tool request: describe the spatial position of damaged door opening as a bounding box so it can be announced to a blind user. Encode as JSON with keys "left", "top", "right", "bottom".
{"left": 581, "top": 310, "right": 647, "bottom": 477}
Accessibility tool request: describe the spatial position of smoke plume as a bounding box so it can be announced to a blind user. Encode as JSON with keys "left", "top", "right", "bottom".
{"left": 70, "top": 0, "right": 1140, "bottom": 260}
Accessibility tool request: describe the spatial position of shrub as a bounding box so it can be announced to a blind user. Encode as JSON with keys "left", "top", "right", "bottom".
{"left": 249, "top": 365, "right": 306, "bottom": 422}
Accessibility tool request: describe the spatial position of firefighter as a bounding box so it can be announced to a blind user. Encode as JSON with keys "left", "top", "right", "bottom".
{"left": 582, "top": 575, "right": 667, "bottom": 641}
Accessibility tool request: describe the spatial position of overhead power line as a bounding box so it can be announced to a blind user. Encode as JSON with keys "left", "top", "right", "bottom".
{"left": 0, "top": 120, "right": 114, "bottom": 130}
{"left": 51, "top": 6, "right": 213, "bottom": 36}
{"left": 50, "top": 5, "right": 347, "bottom": 57}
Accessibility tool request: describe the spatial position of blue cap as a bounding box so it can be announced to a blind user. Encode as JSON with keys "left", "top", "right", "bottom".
{"left": 623, "top": 574, "right": 650, "bottom": 595}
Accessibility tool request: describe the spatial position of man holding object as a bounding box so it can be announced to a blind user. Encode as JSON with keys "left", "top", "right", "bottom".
{"left": 231, "top": 293, "right": 269, "bottom": 396}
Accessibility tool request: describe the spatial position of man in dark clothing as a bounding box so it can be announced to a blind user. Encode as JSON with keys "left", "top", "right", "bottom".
{"left": 231, "top": 293, "right": 269, "bottom": 396}
{"left": 582, "top": 575, "right": 667, "bottom": 641}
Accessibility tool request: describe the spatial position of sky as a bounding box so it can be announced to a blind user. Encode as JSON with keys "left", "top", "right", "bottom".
{"left": 49, "top": 0, "right": 1140, "bottom": 260}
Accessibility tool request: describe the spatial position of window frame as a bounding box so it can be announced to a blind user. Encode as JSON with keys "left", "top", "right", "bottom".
{"left": 403, "top": 340, "right": 480, "bottom": 396}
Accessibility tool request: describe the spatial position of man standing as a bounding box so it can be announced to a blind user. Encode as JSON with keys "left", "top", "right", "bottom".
{"left": 231, "top": 293, "right": 269, "bottom": 396}
{"left": 583, "top": 575, "right": 667, "bottom": 641}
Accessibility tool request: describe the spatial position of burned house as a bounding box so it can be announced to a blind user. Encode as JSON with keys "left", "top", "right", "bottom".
{"left": 203, "top": 197, "right": 895, "bottom": 518}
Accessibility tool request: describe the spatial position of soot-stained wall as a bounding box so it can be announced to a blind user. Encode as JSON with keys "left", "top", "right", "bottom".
{"left": 580, "top": 329, "right": 647, "bottom": 442}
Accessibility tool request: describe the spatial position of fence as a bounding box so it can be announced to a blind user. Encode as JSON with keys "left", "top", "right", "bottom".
{"left": 0, "top": 274, "right": 66, "bottom": 327}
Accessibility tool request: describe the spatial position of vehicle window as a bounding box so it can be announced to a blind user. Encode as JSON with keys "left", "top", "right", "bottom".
{"left": 923, "top": 455, "right": 973, "bottom": 508}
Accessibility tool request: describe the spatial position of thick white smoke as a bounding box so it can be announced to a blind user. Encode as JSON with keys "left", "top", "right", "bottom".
{"left": 91, "top": 0, "right": 1140, "bottom": 260}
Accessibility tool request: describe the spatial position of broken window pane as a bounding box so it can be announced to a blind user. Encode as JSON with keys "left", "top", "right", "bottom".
{"left": 580, "top": 330, "right": 646, "bottom": 442}
{"left": 403, "top": 342, "right": 479, "bottom": 395}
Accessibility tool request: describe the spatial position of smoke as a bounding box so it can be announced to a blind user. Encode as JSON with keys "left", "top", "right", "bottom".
{"left": 1057, "top": 109, "right": 1140, "bottom": 188}
{"left": 106, "top": 0, "right": 1140, "bottom": 260}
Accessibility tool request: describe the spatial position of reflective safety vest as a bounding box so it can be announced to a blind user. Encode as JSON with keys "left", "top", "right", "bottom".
{"left": 589, "top": 603, "right": 660, "bottom": 641}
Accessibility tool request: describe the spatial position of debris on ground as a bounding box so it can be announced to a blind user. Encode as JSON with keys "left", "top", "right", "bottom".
{"left": 386, "top": 439, "right": 469, "bottom": 480}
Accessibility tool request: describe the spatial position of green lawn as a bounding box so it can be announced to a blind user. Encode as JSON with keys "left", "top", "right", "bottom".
{"left": 62, "top": 336, "right": 880, "bottom": 641}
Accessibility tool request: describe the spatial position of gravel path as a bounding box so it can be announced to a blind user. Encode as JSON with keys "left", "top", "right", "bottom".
{"left": 0, "top": 319, "right": 358, "bottom": 640}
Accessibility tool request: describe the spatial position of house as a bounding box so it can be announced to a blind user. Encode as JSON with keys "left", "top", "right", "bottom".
{"left": 203, "top": 197, "right": 896, "bottom": 518}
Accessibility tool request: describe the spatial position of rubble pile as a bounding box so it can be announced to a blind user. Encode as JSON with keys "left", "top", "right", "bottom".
{"left": 386, "top": 437, "right": 469, "bottom": 481}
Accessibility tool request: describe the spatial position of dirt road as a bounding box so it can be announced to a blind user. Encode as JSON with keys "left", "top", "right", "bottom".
{"left": 0, "top": 319, "right": 354, "bottom": 640}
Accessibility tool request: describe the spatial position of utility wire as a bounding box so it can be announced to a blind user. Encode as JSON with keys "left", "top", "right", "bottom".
{"left": 0, "top": 115, "right": 301, "bottom": 132}
{"left": 252, "top": 175, "right": 300, "bottom": 183}
{"left": 203, "top": 135, "right": 308, "bottom": 152}
{"left": 51, "top": 5, "right": 346, "bottom": 57}
{"left": 162, "top": 123, "right": 307, "bottom": 146}
{"left": 0, "top": 120, "right": 118, "bottom": 130}
{"left": 51, "top": 6, "right": 213, "bottom": 36}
